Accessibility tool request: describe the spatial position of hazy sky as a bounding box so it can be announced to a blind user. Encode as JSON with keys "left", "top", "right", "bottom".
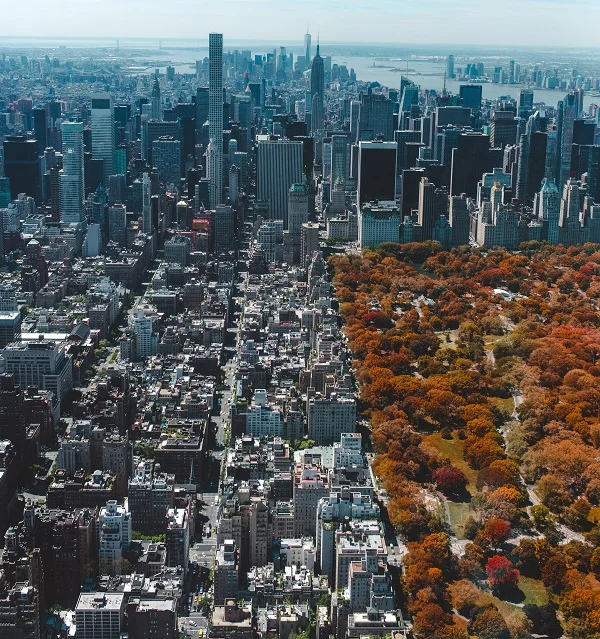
{"left": 5, "top": 0, "right": 600, "bottom": 48}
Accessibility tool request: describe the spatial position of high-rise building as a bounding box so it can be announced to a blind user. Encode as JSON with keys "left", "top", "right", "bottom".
{"left": 301, "top": 222, "right": 319, "bottom": 266}
{"left": 446, "top": 55, "right": 455, "bottom": 79}
{"left": 490, "top": 111, "right": 518, "bottom": 149}
{"left": 304, "top": 29, "right": 312, "bottom": 64}
{"left": 450, "top": 133, "right": 496, "bottom": 198}
{"left": 459, "top": 85, "right": 482, "bottom": 114}
{"left": 209, "top": 33, "right": 224, "bottom": 207}
{"left": 91, "top": 93, "right": 115, "bottom": 187}
{"left": 358, "top": 203, "right": 401, "bottom": 248}
{"left": 557, "top": 93, "right": 577, "bottom": 188}
{"left": 98, "top": 501, "right": 131, "bottom": 575}
{"left": 33, "top": 107, "right": 48, "bottom": 155}
{"left": 310, "top": 45, "right": 325, "bottom": 131}
{"left": 75, "top": 593, "right": 126, "bottom": 639}
{"left": 257, "top": 140, "right": 304, "bottom": 228}
{"left": 214, "top": 204, "right": 235, "bottom": 252}
{"left": 196, "top": 87, "right": 209, "bottom": 137}
{"left": 165, "top": 508, "right": 189, "bottom": 572}
{"left": 0, "top": 177, "right": 10, "bottom": 208}
{"left": 288, "top": 183, "right": 309, "bottom": 236}
{"left": 358, "top": 94, "right": 394, "bottom": 141}
{"left": 60, "top": 121, "right": 85, "bottom": 224}
{"left": 449, "top": 195, "right": 471, "bottom": 246}
{"left": 108, "top": 204, "right": 127, "bottom": 247}
{"left": 214, "top": 540, "right": 239, "bottom": 606}
{"left": 3, "top": 136, "right": 40, "bottom": 201}
{"left": 357, "top": 141, "right": 397, "bottom": 206}
{"left": 538, "top": 179, "right": 560, "bottom": 244}
{"left": 141, "top": 173, "right": 152, "bottom": 234}
{"left": 152, "top": 136, "right": 181, "bottom": 186}
{"left": 308, "top": 394, "right": 356, "bottom": 445}
{"left": 417, "top": 177, "right": 437, "bottom": 240}
{"left": 151, "top": 78, "right": 161, "bottom": 121}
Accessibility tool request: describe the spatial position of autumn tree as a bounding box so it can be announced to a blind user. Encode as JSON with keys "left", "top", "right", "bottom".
{"left": 486, "top": 555, "right": 520, "bottom": 593}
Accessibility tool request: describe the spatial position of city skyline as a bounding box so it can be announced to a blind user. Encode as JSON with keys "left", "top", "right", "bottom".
{"left": 4, "top": 0, "right": 600, "bottom": 48}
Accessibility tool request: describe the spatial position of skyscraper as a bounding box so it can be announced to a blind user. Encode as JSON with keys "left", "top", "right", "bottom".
{"left": 3, "top": 136, "right": 40, "bottom": 201}
{"left": 151, "top": 78, "right": 161, "bottom": 121}
{"left": 417, "top": 177, "right": 436, "bottom": 240}
{"left": 446, "top": 55, "right": 455, "bottom": 79}
{"left": 304, "top": 29, "right": 312, "bottom": 64}
{"left": 257, "top": 140, "right": 304, "bottom": 228}
{"left": 358, "top": 94, "right": 394, "bottom": 141}
{"left": 557, "top": 93, "right": 577, "bottom": 188}
{"left": 538, "top": 179, "right": 560, "bottom": 244}
{"left": 357, "top": 141, "right": 397, "bottom": 206}
{"left": 91, "top": 93, "right": 115, "bottom": 187}
{"left": 459, "top": 85, "right": 482, "bottom": 114}
{"left": 60, "top": 122, "right": 85, "bottom": 224}
{"left": 141, "top": 172, "right": 152, "bottom": 235}
{"left": 209, "top": 33, "right": 224, "bottom": 207}
{"left": 310, "top": 44, "right": 325, "bottom": 131}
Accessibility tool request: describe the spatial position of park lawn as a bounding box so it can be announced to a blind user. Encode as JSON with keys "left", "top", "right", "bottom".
{"left": 518, "top": 577, "right": 549, "bottom": 606}
{"left": 425, "top": 432, "right": 479, "bottom": 492}
{"left": 447, "top": 501, "right": 473, "bottom": 539}
{"left": 435, "top": 330, "right": 459, "bottom": 350}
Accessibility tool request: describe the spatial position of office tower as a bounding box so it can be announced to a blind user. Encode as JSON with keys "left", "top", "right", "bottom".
{"left": 257, "top": 140, "right": 304, "bottom": 228}
{"left": 519, "top": 89, "right": 534, "bottom": 117}
{"left": 516, "top": 131, "right": 547, "bottom": 203}
{"left": 145, "top": 120, "right": 181, "bottom": 165}
{"left": 357, "top": 141, "right": 397, "bottom": 206}
{"left": 446, "top": 55, "right": 455, "bottom": 79}
{"left": 2, "top": 341, "right": 72, "bottom": 405}
{"left": 229, "top": 165, "right": 239, "bottom": 203}
{"left": 141, "top": 172, "right": 152, "bottom": 234}
{"left": 152, "top": 136, "right": 181, "bottom": 185}
{"left": 91, "top": 93, "right": 114, "bottom": 186}
{"left": 509, "top": 60, "right": 515, "bottom": 84}
{"left": 0, "top": 177, "right": 10, "bottom": 208}
{"left": 33, "top": 107, "right": 47, "bottom": 154}
{"left": 59, "top": 121, "right": 85, "bottom": 224}
{"left": 559, "top": 179, "right": 580, "bottom": 226}
{"left": 330, "top": 135, "right": 349, "bottom": 185}
{"left": 394, "top": 130, "right": 421, "bottom": 174}
{"left": 399, "top": 83, "right": 419, "bottom": 114}
{"left": 450, "top": 133, "right": 494, "bottom": 197}
{"left": 75, "top": 593, "right": 126, "bottom": 639}
{"left": 358, "top": 94, "right": 394, "bottom": 142}
{"left": 214, "top": 204, "right": 234, "bottom": 252}
{"left": 108, "top": 174, "right": 126, "bottom": 206}
{"left": 418, "top": 177, "right": 436, "bottom": 240}
{"left": 151, "top": 78, "right": 161, "bottom": 120}
{"left": 209, "top": 33, "right": 224, "bottom": 207}
{"left": 538, "top": 179, "right": 560, "bottom": 244}
{"left": 490, "top": 111, "right": 518, "bottom": 148}
{"left": 557, "top": 93, "right": 577, "bottom": 188}
{"left": 573, "top": 119, "right": 596, "bottom": 146}
{"left": 196, "top": 87, "right": 209, "bottom": 138}
{"left": 358, "top": 203, "right": 401, "bottom": 248}
{"left": 301, "top": 222, "right": 319, "bottom": 266}
{"left": 459, "top": 85, "right": 482, "bottom": 114}
{"left": 449, "top": 195, "right": 470, "bottom": 246}
{"left": 304, "top": 29, "right": 311, "bottom": 63}
{"left": 108, "top": 204, "right": 127, "bottom": 247}
{"left": 288, "top": 183, "right": 309, "bottom": 236}
{"left": 3, "top": 136, "right": 40, "bottom": 201}
{"left": 311, "top": 44, "right": 325, "bottom": 131}
{"left": 214, "top": 540, "right": 239, "bottom": 606}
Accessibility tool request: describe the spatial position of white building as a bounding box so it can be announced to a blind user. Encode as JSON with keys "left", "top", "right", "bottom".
{"left": 246, "top": 390, "right": 285, "bottom": 438}
{"left": 307, "top": 393, "right": 356, "bottom": 445}
{"left": 358, "top": 203, "right": 400, "bottom": 248}
{"left": 128, "top": 308, "right": 159, "bottom": 360}
{"left": 75, "top": 592, "right": 126, "bottom": 639}
{"left": 60, "top": 121, "right": 84, "bottom": 224}
{"left": 98, "top": 501, "right": 131, "bottom": 575}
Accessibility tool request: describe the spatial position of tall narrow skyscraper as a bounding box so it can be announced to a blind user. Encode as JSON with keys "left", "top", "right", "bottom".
{"left": 141, "top": 172, "right": 152, "bottom": 234}
{"left": 209, "top": 33, "right": 224, "bottom": 207}
{"left": 310, "top": 44, "right": 325, "bottom": 132}
{"left": 558, "top": 93, "right": 577, "bottom": 188}
{"left": 304, "top": 28, "right": 311, "bottom": 64}
{"left": 151, "top": 78, "right": 161, "bottom": 121}
{"left": 60, "top": 122, "right": 84, "bottom": 224}
{"left": 91, "top": 93, "right": 115, "bottom": 187}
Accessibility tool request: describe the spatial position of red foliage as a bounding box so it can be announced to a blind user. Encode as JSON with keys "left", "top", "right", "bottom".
{"left": 486, "top": 555, "right": 519, "bottom": 590}
{"left": 432, "top": 465, "right": 467, "bottom": 498}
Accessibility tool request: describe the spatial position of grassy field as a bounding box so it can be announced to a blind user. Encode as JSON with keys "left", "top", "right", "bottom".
{"left": 491, "top": 396, "right": 516, "bottom": 415}
{"left": 447, "top": 501, "right": 473, "bottom": 539}
{"left": 425, "top": 432, "right": 479, "bottom": 491}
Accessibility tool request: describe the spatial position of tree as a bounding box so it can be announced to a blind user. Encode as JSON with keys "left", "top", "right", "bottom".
{"left": 480, "top": 519, "right": 511, "bottom": 551}
{"left": 432, "top": 465, "right": 468, "bottom": 498}
{"left": 468, "top": 605, "right": 511, "bottom": 639}
{"left": 486, "top": 555, "right": 519, "bottom": 593}
{"left": 541, "top": 554, "right": 567, "bottom": 593}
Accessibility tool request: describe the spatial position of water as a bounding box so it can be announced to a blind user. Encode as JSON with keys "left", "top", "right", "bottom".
{"left": 2, "top": 37, "right": 599, "bottom": 110}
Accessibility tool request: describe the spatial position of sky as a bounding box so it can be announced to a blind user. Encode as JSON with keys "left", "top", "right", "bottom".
{"left": 4, "top": 0, "right": 600, "bottom": 48}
